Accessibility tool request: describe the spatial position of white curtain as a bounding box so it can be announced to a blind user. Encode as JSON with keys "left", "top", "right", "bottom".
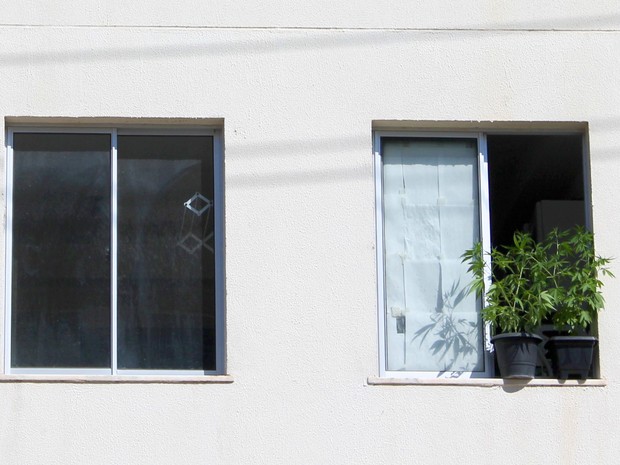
{"left": 383, "top": 138, "right": 484, "bottom": 373}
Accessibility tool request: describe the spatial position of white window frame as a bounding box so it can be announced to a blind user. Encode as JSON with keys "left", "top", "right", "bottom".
{"left": 374, "top": 131, "right": 494, "bottom": 379}
{"left": 5, "top": 126, "right": 225, "bottom": 376}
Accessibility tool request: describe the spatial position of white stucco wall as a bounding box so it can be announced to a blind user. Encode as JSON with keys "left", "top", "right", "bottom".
{"left": 1, "top": 3, "right": 619, "bottom": 464}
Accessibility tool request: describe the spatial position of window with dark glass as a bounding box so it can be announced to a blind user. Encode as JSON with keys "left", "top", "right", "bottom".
{"left": 9, "top": 130, "right": 221, "bottom": 374}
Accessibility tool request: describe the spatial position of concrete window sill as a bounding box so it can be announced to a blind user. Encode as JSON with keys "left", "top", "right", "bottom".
{"left": 0, "top": 374, "right": 234, "bottom": 384}
{"left": 367, "top": 376, "right": 607, "bottom": 387}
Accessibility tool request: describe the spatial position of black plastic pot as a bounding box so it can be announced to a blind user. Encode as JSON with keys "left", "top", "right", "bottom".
{"left": 546, "top": 336, "right": 597, "bottom": 379}
{"left": 491, "top": 332, "right": 543, "bottom": 379}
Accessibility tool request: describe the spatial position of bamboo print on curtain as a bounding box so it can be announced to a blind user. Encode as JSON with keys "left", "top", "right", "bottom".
{"left": 382, "top": 138, "right": 484, "bottom": 373}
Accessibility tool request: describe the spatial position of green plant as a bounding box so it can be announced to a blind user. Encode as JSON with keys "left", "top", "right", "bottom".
{"left": 462, "top": 231, "right": 557, "bottom": 333}
{"left": 461, "top": 227, "right": 613, "bottom": 335}
{"left": 549, "top": 227, "right": 614, "bottom": 334}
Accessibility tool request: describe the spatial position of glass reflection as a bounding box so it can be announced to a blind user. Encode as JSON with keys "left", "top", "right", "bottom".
{"left": 12, "top": 133, "right": 111, "bottom": 368}
{"left": 117, "top": 135, "right": 215, "bottom": 370}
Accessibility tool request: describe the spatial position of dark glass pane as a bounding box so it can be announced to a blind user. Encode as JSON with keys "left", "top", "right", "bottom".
{"left": 117, "top": 135, "right": 215, "bottom": 370}
{"left": 12, "top": 133, "right": 111, "bottom": 368}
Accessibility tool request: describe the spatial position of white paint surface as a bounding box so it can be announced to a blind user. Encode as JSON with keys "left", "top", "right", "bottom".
{"left": 1, "top": 4, "right": 620, "bottom": 464}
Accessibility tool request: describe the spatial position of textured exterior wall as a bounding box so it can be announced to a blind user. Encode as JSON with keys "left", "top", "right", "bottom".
{"left": 1, "top": 3, "right": 619, "bottom": 464}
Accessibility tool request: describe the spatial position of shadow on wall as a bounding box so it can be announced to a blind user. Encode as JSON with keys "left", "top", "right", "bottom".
{"left": 1, "top": 12, "right": 620, "bottom": 66}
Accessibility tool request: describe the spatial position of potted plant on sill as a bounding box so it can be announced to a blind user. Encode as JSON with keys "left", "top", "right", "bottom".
{"left": 462, "top": 231, "right": 558, "bottom": 379}
{"left": 462, "top": 227, "right": 614, "bottom": 380}
{"left": 545, "top": 227, "right": 614, "bottom": 379}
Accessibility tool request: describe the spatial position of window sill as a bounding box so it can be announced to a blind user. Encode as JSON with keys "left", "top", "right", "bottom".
{"left": 367, "top": 376, "right": 607, "bottom": 387}
{"left": 0, "top": 374, "right": 234, "bottom": 384}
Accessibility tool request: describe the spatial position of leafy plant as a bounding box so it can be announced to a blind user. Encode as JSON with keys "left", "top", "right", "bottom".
{"left": 549, "top": 227, "right": 614, "bottom": 333}
{"left": 461, "top": 227, "right": 613, "bottom": 334}
{"left": 462, "top": 231, "right": 557, "bottom": 333}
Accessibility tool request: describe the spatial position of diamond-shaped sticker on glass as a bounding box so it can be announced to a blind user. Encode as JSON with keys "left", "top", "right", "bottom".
{"left": 184, "top": 192, "right": 212, "bottom": 216}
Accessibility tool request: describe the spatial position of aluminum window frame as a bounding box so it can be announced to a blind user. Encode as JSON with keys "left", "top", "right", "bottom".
{"left": 5, "top": 126, "right": 225, "bottom": 376}
{"left": 374, "top": 130, "right": 493, "bottom": 379}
